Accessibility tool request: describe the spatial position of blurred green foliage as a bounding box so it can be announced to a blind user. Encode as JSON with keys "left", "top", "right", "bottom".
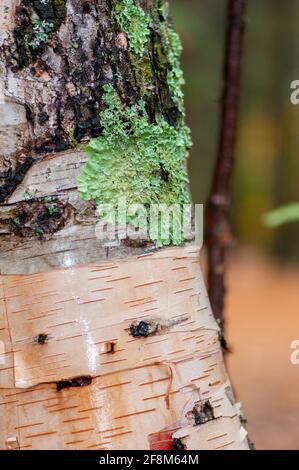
{"left": 171, "top": 0, "right": 299, "bottom": 261}
{"left": 264, "top": 203, "right": 299, "bottom": 227}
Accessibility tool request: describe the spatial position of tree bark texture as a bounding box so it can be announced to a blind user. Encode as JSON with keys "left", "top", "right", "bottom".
{"left": 0, "top": 0, "right": 181, "bottom": 274}
{"left": 0, "top": 246, "right": 249, "bottom": 450}
{"left": 0, "top": 0, "right": 249, "bottom": 450}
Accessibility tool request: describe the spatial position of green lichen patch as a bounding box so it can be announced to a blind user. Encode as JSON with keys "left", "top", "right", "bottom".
{"left": 165, "top": 29, "right": 185, "bottom": 114}
{"left": 29, "top": 17, "right": 54, "bottom": 50}
{"left": 114, "top": 0, "right": 151, "bottom": 56}
{"left": 77, "top": 85, "right": 192, "bottom": 246}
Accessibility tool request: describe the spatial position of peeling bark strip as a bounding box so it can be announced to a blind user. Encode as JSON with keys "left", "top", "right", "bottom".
{"left": 206, "top": 0, "right": 247, "bottom": 321}
{"left": 0, "top": 247, "right": 249, "bottom": 450}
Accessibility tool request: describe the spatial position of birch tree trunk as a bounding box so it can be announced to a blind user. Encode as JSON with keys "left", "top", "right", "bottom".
{"left": 0, "top": 0, "right": 249, "bottom": 450}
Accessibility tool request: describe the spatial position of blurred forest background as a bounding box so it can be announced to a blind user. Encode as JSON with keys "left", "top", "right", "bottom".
{"left": 172, "top": 0, "right": 299, "bottom": 260}
{"left": 171, "top": 0, "right": 299, "bottom": 450}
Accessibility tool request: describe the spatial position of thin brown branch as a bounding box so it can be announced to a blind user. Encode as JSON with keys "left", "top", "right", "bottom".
{"left": 206, "top": 0, "right": 247, "bottom": 322}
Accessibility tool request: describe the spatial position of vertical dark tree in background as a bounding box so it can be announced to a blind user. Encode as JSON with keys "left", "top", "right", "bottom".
{"left": 206, "top": 0, "right": 247, "bottom": 322}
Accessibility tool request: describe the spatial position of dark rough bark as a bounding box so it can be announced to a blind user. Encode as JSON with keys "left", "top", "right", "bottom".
{"left": 0, "top": 0, "right": 183, "bottom": 274}
{"left": 1, "top": 0, "right": 179, "bottom": 195}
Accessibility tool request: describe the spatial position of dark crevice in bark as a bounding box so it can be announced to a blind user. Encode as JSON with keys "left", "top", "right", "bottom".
{"left": 8, "top": 1, "right": 67, "bottom": 72}
{"left": 34, "top": 333, "right": 50, "bottom": 345}
{"left": 0, "top": 157, "right": 34, "bottom": 203}
{"left": 172, "top": 438, "right": 186, "bottom": 451}
{"left": 145, "top": 28, "right": 181, "bottom": 127}
{"left": 0, "top": 198, "right": 73, "bottom": 237}
{"left": 191, "top": 400, "right": 215, "bottom": 426}
{"left": 56, "top": 376, "right": 93, "bottom": 392}
{"left": 129, "top": 316, "right": 189, "bottom": 338}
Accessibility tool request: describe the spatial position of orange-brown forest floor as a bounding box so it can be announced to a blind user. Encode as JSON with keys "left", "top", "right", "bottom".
{"left": 221, "top": 248, "right": 299, "bottom": 450}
